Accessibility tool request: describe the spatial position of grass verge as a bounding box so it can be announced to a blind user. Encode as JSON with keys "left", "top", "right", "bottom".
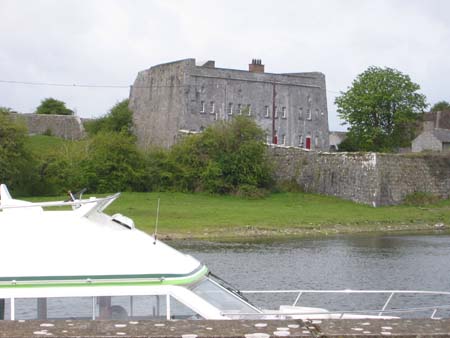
{"left": 25, "top": 192, "right": 450, "bottom": 240}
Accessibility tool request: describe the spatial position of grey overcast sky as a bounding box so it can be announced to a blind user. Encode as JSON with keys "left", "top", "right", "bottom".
{"left": 1, "top": 0, "right": 449, "bottom": 131}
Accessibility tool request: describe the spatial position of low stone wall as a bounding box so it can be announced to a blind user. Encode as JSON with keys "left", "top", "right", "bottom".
{"left": 9, "top": 113, "right": 85, "bottom": 140}
{"left": 1, "top": 319, "right": 450, "bottom": 337}
{"left": 269, "top": 146, "right": 450, "bottom": 206}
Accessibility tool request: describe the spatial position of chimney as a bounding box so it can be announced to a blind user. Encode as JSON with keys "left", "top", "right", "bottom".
{"left": 249, "top": 59, "right": 264, "bottom": 73}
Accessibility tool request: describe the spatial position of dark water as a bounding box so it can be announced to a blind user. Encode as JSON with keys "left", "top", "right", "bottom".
{"left": 6, "top": 233, "right": 450, "bottom": 319}
{"left": 173, "top": 232, "right": 450, "bottom": 315}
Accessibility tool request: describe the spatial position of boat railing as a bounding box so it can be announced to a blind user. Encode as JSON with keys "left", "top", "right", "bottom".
{"left": 237, "top": 289, "right": 450, "bottom": 319}
{"left": 0, "top": 193, "right": 120, "bottom": 210}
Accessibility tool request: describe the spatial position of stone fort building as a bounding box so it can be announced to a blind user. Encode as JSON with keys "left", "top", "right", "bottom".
{"left": 129, "top": 58, "right": 329, "bottom": 150}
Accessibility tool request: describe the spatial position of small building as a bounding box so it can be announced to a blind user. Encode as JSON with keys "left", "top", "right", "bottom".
{"left": 412, "top": 128, "right": 450, "bottom": 152}
{"left": 129, "top": 58, "right": 330, "bottom": 150}
{"left": 411, "top": 110, "right": 450, "bottom": 152}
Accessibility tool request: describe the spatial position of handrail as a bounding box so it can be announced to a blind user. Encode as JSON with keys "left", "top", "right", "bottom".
{"left": 241, "top": 289, "right": 450, "bottom": 295}
{"left": 238, "top": 289, "right": 450, "bottom": 319}
{"left": 0, "top": 193, "right": 119, "bottom": 210}
{"left": 222, "top": 304, "right": 450, "bottom": 317}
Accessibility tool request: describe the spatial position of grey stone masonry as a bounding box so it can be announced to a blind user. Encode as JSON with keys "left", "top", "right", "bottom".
{"left": 270, "top": 146, "right": 450, "bottom": 206}
{"left": 129, "top": 58, "right": 329, "bottom": 149}
{"left": 8, "top": 113, "right": 85, "bottom": 140}
{"left": 412, "top": 128, "right": 450, "bottom": 152}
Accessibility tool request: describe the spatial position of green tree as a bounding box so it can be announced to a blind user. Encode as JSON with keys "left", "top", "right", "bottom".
{"left": 0, "top": 112, "right": 35, "bottom": 194}
{"left": 80, "top": 132, "right": 145, "bottom": 193}
{"left": 336, "top": 66, "right": 427, "bottom": 152}
{"left": 0, "top": 106, "right": 14, "bottom": 114}
{"left": 169, "top": 116, "right": 273, "bottom": 194}
{"left": 35, "top": 98, "right": 74, "bottom": 115}
{"left": 85, "top": 99, "right": 133, "bottom": 136}
{"left": 430, "top": 101, "right": 450, "bottom": 112}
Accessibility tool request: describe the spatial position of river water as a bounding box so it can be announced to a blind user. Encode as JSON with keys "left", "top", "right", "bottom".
{"left": 173, "top": 232, "right": 450, "bottom": 316}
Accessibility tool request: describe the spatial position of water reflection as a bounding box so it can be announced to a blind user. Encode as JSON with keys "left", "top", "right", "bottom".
{"left": 173, "top": 233, "right": 450, "bottom": 292}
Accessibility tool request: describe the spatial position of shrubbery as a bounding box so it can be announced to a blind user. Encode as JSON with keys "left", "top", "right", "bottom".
{"left": 1, "top": 108, "right": 273, "bottom": 197}
{"left": 403, "top": 192, "right": 440, "bottom": 206}
{"left": 35, "top": 98, "right": 74, "bottom": 115}
{"left": 84, "top": 99, "right": 133, "bottom": 136}
{"left": 0, "top": 112, "right": 35, "bottom": 195}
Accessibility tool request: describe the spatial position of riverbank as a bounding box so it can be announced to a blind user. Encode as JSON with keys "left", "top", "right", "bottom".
{"left": 26, "top": 192, "right": 450, "bottom": 241}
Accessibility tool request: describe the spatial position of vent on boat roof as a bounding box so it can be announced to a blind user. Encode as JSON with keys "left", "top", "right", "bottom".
{"left": 112, "top": 213, "right": 135, "bottom": 230}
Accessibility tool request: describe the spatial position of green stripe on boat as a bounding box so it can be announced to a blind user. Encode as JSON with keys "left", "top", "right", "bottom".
{"left": 0, "top": 265, "right": 207, "bottom": 289}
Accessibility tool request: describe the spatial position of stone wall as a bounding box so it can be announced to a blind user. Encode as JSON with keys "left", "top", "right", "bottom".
{"left": 8, "top": 113, "right": 85, "bottom": 140}
{"left": 269, "top": 146, "right": 450, "bottom": 206}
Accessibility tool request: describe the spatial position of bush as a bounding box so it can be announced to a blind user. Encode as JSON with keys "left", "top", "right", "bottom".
{"left": 403, "top": 192, "right": 440, "bottom": 206}
{"left": 84, "top": 99, "right": 133, "bottom": 136}
{"left": 35, "top": 98, "right": 74, "bottom": 115}
{"left": 29, "top": 140, "right": 88, "bottom": 196}
{"left": 0, "top": 112, "right": 36, "bottom": 195}
{"left": 79, "top": 132, "right": 145, "bottom": 193}
{"left": 168, "top": 116, "right": 273, "bottom": 194}
{"left": 235, "top": 184, "right": 269, "bottom": 199}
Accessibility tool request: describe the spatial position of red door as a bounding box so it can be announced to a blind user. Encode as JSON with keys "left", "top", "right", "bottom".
{"left": 306, "top": 137, "right": 311, "bottom": 149}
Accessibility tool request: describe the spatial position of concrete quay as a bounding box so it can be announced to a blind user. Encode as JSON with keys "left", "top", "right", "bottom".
{"left": 0, "top": 319, "right": 450, "bottom": 337}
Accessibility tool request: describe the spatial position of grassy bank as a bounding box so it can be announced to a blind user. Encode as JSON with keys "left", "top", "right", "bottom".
{"left": 27, "top": 192, "right": 450, "bottom": 240}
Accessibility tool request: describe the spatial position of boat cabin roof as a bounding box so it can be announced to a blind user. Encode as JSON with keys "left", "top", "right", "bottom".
{"left": 0, "top": 185, "right": 205, "bottom": 288}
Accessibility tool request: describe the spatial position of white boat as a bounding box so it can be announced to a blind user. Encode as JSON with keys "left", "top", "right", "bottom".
{"left": 1, "top": 184, "right": 449, "bottom": 321}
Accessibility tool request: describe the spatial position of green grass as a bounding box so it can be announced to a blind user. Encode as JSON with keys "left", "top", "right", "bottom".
{"left": 25, "top": 192, "right": 450, "bottom": 240}
{"left": 24, "top": 135, "right": 67, "bottom": 154}
{"left": 24, "top": 135, "right": 87, "bottom": 157}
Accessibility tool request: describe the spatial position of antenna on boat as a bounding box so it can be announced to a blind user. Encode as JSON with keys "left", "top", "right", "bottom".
{"left": 153, "top": 198, "right": 160, "bottom": 245}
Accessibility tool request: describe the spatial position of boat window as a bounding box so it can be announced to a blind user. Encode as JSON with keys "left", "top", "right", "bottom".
{"left": 170, "top": 297, "right": 203, "bottom": 320}
{"left": 14, "top": 297, "right": 93, "bottom": 320}
{"left": 98, "top": 296, "right": 202, "bottom": 320}
{"left": 191, "top": 278, "right": 259, "bottom": 314}
{"left": 101, "top": 295, "right": 166, "bottom": 320}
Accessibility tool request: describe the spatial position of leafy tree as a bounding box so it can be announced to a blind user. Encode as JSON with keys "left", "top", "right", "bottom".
{"left": 336, "top": 66, "right": 428, "bottom": 152}
{"left": 169, "top": 116, "right": 273, "bottom": 194}
{"left": 0, "top": 106, "right": 14, "bottom": 114}
{"left": 35, "top": 98, "right": 74, "bottom": 115}
{"left": 30, "top": 140, "right": 89, "bottom": 196}
{"left": 80, "top": 131, "right": 145, "bottom": 193}
{"left": 84, "top": 99, "right": 133, "bottom": 136}
{"left": 430, "top": 101, "right": 450, "bottom": 112}
{"left": 0, "top": 112, "right": 35, "bottom": 194}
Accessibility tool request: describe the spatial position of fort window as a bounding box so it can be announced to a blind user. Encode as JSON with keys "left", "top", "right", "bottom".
{"left": 306, "top": 108, "right": 312, "bottom": 120}
{"left": 281, "top": 107, "right": 287, "bottom": 119}
{"left": 281, "top": 134, "right": 286, "bottom": 145}
{"left": 274, "top": 106, "right": 278, "bottom": 118}
{"left": 298, "top": 107, "right": 303, "bottom": 119}
{"left": 227, "top": 103, "right": 233, "bottom": 115}
{"left": 238, "top": 104, "right": 242, "bottom": 115}
{"left": 210, "top": 101, "right": 215, "bottom": 114}
{"left": 315, "top": 135, "right": 319, "bottom": 147}
{"left": 264, "top": 105, "right": 270, "bottom": 118}
{"left": 298, "top": 135, "right": 303, "bottom": 147}
{"left": 200, "top": 101, "right": 205, "bottom": 113}
{"left": 247, "top": 104, "right": 252, "bottom": 116}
